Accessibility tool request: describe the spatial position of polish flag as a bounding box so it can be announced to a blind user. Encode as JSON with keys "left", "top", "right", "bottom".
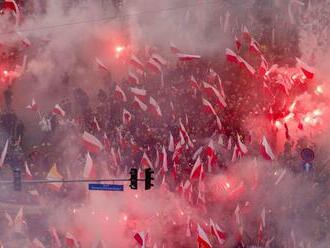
{"left": 134, "top": 231, "right": 147, "bottom": 248}
{"left": 83, "top": 152, "right": 95, "bottom": 179}
{"left": 95, "top": 57, "right": 110, "bottom": 72}
{"left": 147, "top": 58, "right": 162, "bottom": 74}
{"left": 133, "top": 96, "right": 148, "bottom": 112}
{"left": 151, "top": 53, "right": 167, "bottom": 66}
{"left": 93, "top": 116, "right": 101, "bottom": 131}
{"left": 149, "top": 97, "right": 162, "bottom": 117}
{"left": 249, "top": 39, "right": 262, "bottom": 55}
{"left": 210, "top": 218, "right": 227, "bottom": 245}
{"left": 129, "top": 54, "right": 144, "bottom": 71}
{"left": 141, "top": 152, "right": 153, "bottom": 169}
{"left": 215, "top": 75, "right": 226, "bottom": 100}
{"left": 232, "top": 144, "right": 241, "bottom": 162}
{"left": 26, "top": 98, "right": 38, "bottom": 111}
{"left": 172, "top": 139, "right": 184, "bottom": 163}
{"left": 50, "top": 227, "right": 62, "bottom": 248}
{"left": 24, "top": 161, "right": 32, "bottom": 179}
{"left": 205, "top": 140, "right": 216, "bottom": 173}
{"left": 102, "top": 132, "right": 111, "bottom": 152}
{"left": 240, "top": 57, "right": 256, "bottom": 75}
{"left": 128, "top": 71, "right": 139, "bottom": 85}
{"left": 14, "top": 207, "right": 25, "bottom": 233}
{"left": 170, "top": 42, "right": 181, "bottom": 54}
{"left": 190, "top": 75, "right": 199, "bottom": 89}
{"left": 190, "top": 156, "right": 203, "bottom": 180}
{"left": 114, "top": 85, "right": 127, "bottom": 102}
{"left": 168, "top": 133, "right": 175, "bottom": 152}
{"left": 216, "top": 116, "right": 222, "bottom": 131}
{"left": 0, "top": 139, "right": 9, "bottom": 168}
{"left": 197, "top": 224, "right": 212, "bottom": 248}
{"left": 122, "top": 109, "right": 132, "bottom": 125}
{"left": 5, "top": 211, "right": 13, "bottom": 226}
{"left": 179, "top": 119, "right": 194, "bottom": 148}
{"left": 202, "top": 81, "right": 227, "bottom": 108}
{"left": 296, "top": 58, "right": 315, "bottom": 79}
{"left": 237, "top": 133, "right": 248, "bottom": 154}
{"left": 176, "top": 53, "right": 201, "bottom": 61}
{"left": 260, "top": 136, "right": 275, "bottom": 160}
{"left": 259, "top": 57, "right": 268, "bottom": 76}
{"left": 65, "top": 232, "right": 79, "bottom": 248}
{"left": 82, "top": 131, "right": 103, "bottom": 153}
{"left": 202, "top": 98, "right": 217, "bottom": 116}
{"left": 162, "top": 145, "right": 168, "bottom": 172}
{"left": 183, "top": 179, "right": 193, "bottom": 202}
{"left": 46, "top": 163, "right": 63, "bottom": 191}
{"left": 235, "top": 36, "right": 241, "bottom": 52}
{"left": 53, "top": 104, "right": 65, "bottom": 117}
{"left": 242, "top": 25, "right": 251, "bottom": 41}
{"left": 225, "top": 48, "right": 240, "bottom": 64}
{"left": 32, "top": 238, "right": 46, "bottom": 248}
{"left": 130, "top": 87, "right": 147, "bottom": 99}
{"left": 3, "top": 0, "right": 20, "bottom": 26}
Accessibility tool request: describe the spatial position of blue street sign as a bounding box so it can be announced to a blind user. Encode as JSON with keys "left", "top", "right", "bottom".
{"left": 88, "top": 184, "right": 124, "bottom": 191}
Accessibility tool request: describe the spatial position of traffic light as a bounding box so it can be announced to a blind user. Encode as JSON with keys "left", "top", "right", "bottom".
{"left": 129, "top": 168, "right": 138, "bottom": 190}
{"left": 13, "top": 168, "right": 21, "bottom": 191}
{"left": 145, "top": 168, "right": 154, "bottom": 190}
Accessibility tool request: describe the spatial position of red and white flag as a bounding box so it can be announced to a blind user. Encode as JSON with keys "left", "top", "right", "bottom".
{"left": 26, "top": 98, "right": 38, "bottom": 111}
{"left": 176, "top": 53, "right": 201, "bottom": 61}
{"left": 183, "top": 179, "right": 193, "bottom": 202}
{"left": 170, "top": 42, "right": 181, "bottom": 54}
{"left": 225, "top": 48, "right": 240, "bottom": 64}
{"left": 130, "top": 87, "right": 147, "bottom": 99}
{"left": 235, "top": 36, "right": 241, "bottom": 52}
{"left": 122, "top": 109, "right": 132, "bottom": 125}
{"left": 114, "top": 85, "right": 127, "bottom": 102}
{"left": 14, "top": 207, "right": 25, "bottom": 233}
{"left": 82, "top": 131, "right": 103, "bottom": 153}
{"left": 141, "top": 152, "right": 153, "bottom": 169}
{"left": 102, "top": 132, "right": 111, "bottom": 152}
{"left": 134, "top": 231, "right": 147, "bottom": 248}
{"left": 190, "top": 156, "right": 203, "bottom": 180}
{"left": 95, "top": 57, "right": 110, "bottom": 72}
{"left": 242, "top": 25, "right": 251, "bottom": 41}
{"left": 237, "top": 133, "right": 248, "bottom": 154}
{"left": 151, "top": 53, "right": 167, "bottom": 66}
{"left": 65, "top": 232, "right": 79, "bottom": 248}
{"left": 240, "top": 57, "right": 256, "bottom": 75}
{"left": 129, "top": 54, "right": 144, "bottom": 71}
{"left": 149, "top": 97, "right": 162, "bottom": 117}
{"left": 296, "top": 57, "right": 315, "bottom": 79}
{"left": 205, "top": 140, "right": 216, "bottom": 173}
{"left": 249, "top": 39, "right": 262, "bottom": 55}
{"left": 3, "top": 0, "right": 20, "bottom": 26}
{"left": 210, "top": 218, "right": 227, "bottom": 245}
{"left": 147, "top": 58, "right": 162, "bottom": 74}
{"left": 50, "top": 227, "right": 62, "bottom": 248}
{"left": 202, "top": 81, "right": 227, "bottom": 108}
{"left": 197, "top": 224, "right": 212, "bottom": 248}
{"left": 53, "top": 104, "right": 65, "bottom": 117}
{"left": 179, "top": 119, "right": 194, "bottom": 147}
{"left": 0, "top": 139, "right": 9, "bottom": 168}
{"left": 32, "top": 238, "right": 46, "bottom": 248}
{"left": 128, "top": 71, "right": 139, "bottom": 85}
{"left": 93, "top": 116, "right": 101, "bottom": 132}
{"left": 172, "top": 139, "right": 184, "bottom": 163}
{"left": 232, "top": 144, "right": 241, "bottom": 162}
{"left": 133, "top": 96, "right": 148, "bottom": 111}
{"left": 216, "top": 116, "right": 222, "bottom": 131}
{"left": 162, "top": 145, "right": 168, "bottom": 173}
{"left": 168, "top": 133, "right": 175, "bottom": 152}
{"left": 46, "top": 163, "right": 63, "bottom": 191}
{"left": 202, "top": 98, "right": 217, "bottom": 116}
{"left": 189, "top": 75, "right": 199, "bottom": 89}
{"left": 83, "top": 152, "right": 95, "bottom": 179}
{"left": 24, "top": 161, "right": 32, "bottom": 179}
{"left": 259, "top": 56, "right": 268, "bottom": 76}
{"left": 260, "top": 136, "right": 275, "bottom": 160}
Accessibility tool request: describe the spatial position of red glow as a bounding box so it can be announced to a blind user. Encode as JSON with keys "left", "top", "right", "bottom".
{"left": 115, "top": 46, "right": 124, "bottom": 53}
{"left": 313, "top": 109, "right": 322, "bottom": 116}
{"left": 3, "top": 70, "right": 8, "bottom": 76}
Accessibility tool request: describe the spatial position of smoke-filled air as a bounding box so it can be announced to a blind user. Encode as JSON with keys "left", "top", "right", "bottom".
{"left": 0, "top": 0, "right": 329, "bottom": 247}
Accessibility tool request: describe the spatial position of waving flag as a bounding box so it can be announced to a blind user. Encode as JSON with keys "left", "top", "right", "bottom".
{"left": 14, "top": 207, "right": 25, "bottom": 233}
{"left": 197, "top": 224, "right": 212, "bottom": 248}
{"left": 249, "top": 39, "right": 262, "bottom": 55}
{"left": 95, "top": 57, "right": 110, "bottom": 72}
{"left": 102, "top": 132, "right": 111, "bottom": 152}
{"left": 259, "top": 57, "right": 268, "bottom": 76}
{"left": 133, "top": 96, "right": 148, "bottom": 111}
{"left": 128, "top": 71, "right": 139, "bottom": 85}
{"left": 114, "top": 85, "right": 127, "bottom": 102}
{"left": 24, "top": 161, "right": 32, "bottom": 179}
{"left": 190, "top": 156, "right": 203, "bottom": 180}
{"left": 210, "top": 218, "right": 227, "bottom": 245}
{"left": 82, "top": 131, "right": 103, "bottom": 153}
{"left": 168, "top": 133, "right": 175, "bottom": 152}
{"left": 130, "top": 87, "right": 147, "bottom": 99}
{"left": 149, "top": 97, "right": 162, "bottom": 117}
{"left": 147, "top": 58, "right": 162, "bottom": 74}
{"left": 0, "top": 139, "right": 9, "bottom": 168}
{"left": 141, "top": 152, "right": 153, "bottom": 169}
{"left": 53, "top": 104, "right": 65, "bottom": 117}
{"left": 32, "top": 238, "right": 46, "bottom": 248}
{"left": 46, "top": 163, "right": 63, "bottom": 190}
{"left": 216, "top": 116, "right": 222, "bottom": 131}
{"left": 83, "top": 152, "right": 95, "bottom": 179}
{"left": 129, "top": 54, "right": 144, "bottom": 71}
{"left": 243, "top": 25, "right": 251, "bottom": 41}
{"left": 240, "top": 57, "right": 256, "bottom": 75}
{"left": 50, "top": 227, "right": 62, "bottom": 248}
{"left": 176, "top": 53, "right": 201, "bottom": 61}
{"left": 179, "top": 119, "right": 194, "bottom": 147}
{"left": 205, "top": 140, "right": 216, "bottom": 172}
{"left": 202, "top": 81, "right": 227, "bottom": 108}
{"left": 202, "top": 98, "right": 217, "bottom": 116}
{"left": 122, "top": 109, "right": 132, "bottom": 125}
{"left": 296, "top": 57, "right": 315, "bottom": 79}
{"left": 134, "top": 231, "right": 147, "bottom": 248}
{"left": 65, "top": 232, "right": 79, "bottom": 248}
{"left": 93, "top": 116, "right": 101, "bottom": 132}
{"left": 2, "top": 0, "right": 20, "bottom": 26}
{"left": 26, "top": 98, "right": 38, "bottom": 111}
{"left": 162, "top": 145, "right": 168, "bottom": 172}
{"left": 225, "top": 48, "right": 240, "bottom": 64}
{"left": 151, "top": 53, "right": 167, "bottom": 66}
{"left": 170, "top": 42, "right": 181, "bottom": 54}
{"left": 235, "top": 36, "right": 241, "bottom": 52}
{"left": 260, "top": 136, "right": 275, "bottom": 160}
{"left": 190, "top": 75, "right": 199, "bottom": 89}
{"left": 237, "top": 134, "right": 248, "bottom": 154}
{"left": 4, "top": 211, "right": 13, "bottom": 226}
